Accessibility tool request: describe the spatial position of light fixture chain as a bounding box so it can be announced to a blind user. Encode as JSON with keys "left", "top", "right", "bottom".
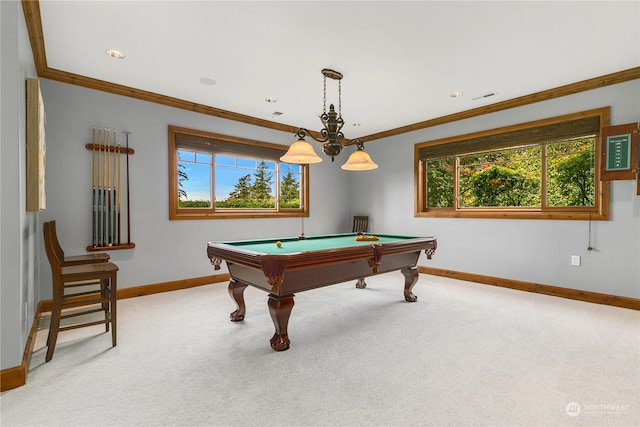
{"left": 338, "top": 79, "right": 342, "bottom": 118}
{"left": 322, "top": 75, "right": 327, "bottom": 114}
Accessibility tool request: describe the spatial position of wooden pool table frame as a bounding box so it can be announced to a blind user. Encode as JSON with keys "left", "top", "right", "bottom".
{"left": 207, "top": 234, "right": 437, "bottom": 351}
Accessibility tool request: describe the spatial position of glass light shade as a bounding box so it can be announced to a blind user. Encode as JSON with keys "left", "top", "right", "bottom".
{"left": 280, "top": 138, "right": 323, "bottom": 164}
{"left": 341, "top": 148, "right": 378, "bottom": 171}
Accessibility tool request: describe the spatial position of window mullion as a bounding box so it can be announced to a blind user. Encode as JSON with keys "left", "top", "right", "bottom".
{"left": 211, "top": 153, "right": 216, "bottom": 212}
{"left": 275, "top": 162, "right": 281, "bottom": 211}
{"left": 541, "top": 144, "right": 548, "bottom": 209}
{"left": 454, "top": 157, "right": 460, "bottom": 209}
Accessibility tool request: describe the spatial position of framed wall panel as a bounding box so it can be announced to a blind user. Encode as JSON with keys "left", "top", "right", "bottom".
{"left": 26, "top": 78, "right": 46, "bottom": 212}
{"left": 600, "top": 123, "right": 638, "bottom": 181}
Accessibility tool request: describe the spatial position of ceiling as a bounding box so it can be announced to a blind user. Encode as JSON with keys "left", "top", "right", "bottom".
{"left": 33, "top": 1, "right": 640, "bottom": 141}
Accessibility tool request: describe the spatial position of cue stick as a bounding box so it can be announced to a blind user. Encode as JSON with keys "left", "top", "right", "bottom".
{"left": 116, "top": 141, "right": 121, "bottom": 246}
{"left": 108, "top": 130, "right": 114, "bottom": 245}
{"left": 106, "top": 129, "right": 109, "bottom": 245}
{"left": 112, "top": 130, "right": 116, "bottom": 244}
{"left": 108, "top": 128, "right": 113, "bottom": 245}
{"left": 103, "top": 129, "right": 109, "bottom": 246}
{"left": 97, "top": 128, "right": 103, "bottom": 247}
{"left": 111, "top": 129, "right": 118, "bottom": 245}
{"left": 92, "top": 127, "right": 97, "bottom": 247}
{"left": 105, "top": 129, "right": 111, "bottom": 246}
{"left": 124, "top": 131, "right": 131, "bottom": 245}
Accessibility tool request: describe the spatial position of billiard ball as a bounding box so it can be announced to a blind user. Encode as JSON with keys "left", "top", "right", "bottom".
{"left": 276, "top": 241, "right": 282, "bottom": 247}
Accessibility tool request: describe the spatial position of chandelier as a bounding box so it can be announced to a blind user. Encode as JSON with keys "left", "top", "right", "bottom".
{"left": 280, "top": 69, "right": 378, "bottom": 171}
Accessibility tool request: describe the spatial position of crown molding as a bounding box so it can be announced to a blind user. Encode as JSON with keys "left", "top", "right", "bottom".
{"left": 21, "top": 1, "right": 640, "bottom": 144}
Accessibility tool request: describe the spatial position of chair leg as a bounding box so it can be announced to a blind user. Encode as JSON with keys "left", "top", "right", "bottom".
{"left": 110, "top": 274, "right": 117, "bottom": 347}
{"left": 102, "top": 278, "right": 110, "bottom": 333}
{"left": 46, "top": 299, "right": 61, "bottom": 363}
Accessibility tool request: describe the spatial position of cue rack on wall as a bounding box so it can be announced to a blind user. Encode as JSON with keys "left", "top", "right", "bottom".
{"left": 85, "top": 127, "right": 135, "bottom": 251}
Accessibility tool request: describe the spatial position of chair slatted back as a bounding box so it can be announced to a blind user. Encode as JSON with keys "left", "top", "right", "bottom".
{"left": 352, "top": 216, "right": 369, "bottom": 233}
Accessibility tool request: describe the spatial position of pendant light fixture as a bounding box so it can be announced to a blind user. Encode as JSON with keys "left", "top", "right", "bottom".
{"left": 341, "top": 141, "right": 379, "bottom": 171}
{"left": 280, "top": 69, "right": 378, "bottom": 171}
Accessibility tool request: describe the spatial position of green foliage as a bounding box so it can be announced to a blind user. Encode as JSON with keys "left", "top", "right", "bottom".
{"left": 214, "top": 200, "right": 275, "bottom": 208}
{"left": 224, "top": 161, "right": 276, "bottom": 208}
{"left": 468, "top": 165, "right": 539, "bottom": 207}
{"left": 547, "top": 150, "right": 594, "bottom": 206}
{"left": 280, "top": 200, "right": 301, "bottom": 208}
{"left": 426, "top": 158, "right": 454, "bottom": 208}
{"left": 280, "top": 171, "right": 300, "bottom": 205}
{"left": 228, "top": 174, "right": 253, "bottom": 202}
{"left": 425, "top": 139, "right": 595, "bottom": 209}
{"left": 178, "top": 153, "right": 302, "bottom": 210}
{"left": 250, "top": 161, "right": 274, "bottom": 204}
{"left": 178, "top": 200, "right": 210, "bottom": 208}
{"left": 178, "top": 163, "right": 188, "bottom": 201}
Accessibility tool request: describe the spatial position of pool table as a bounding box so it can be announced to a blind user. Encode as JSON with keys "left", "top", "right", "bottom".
{"left": 207, "top": 233, "right": 437, "bottom": 351}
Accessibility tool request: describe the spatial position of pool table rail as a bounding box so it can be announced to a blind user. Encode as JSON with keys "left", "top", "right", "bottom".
{"left": 207, "top": 235, "right": 437, "bottom": 272}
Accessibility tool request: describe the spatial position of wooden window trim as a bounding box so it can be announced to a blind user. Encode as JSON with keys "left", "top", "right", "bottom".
{"left": 169, "top": 125, "right": 309, "bottom": 220}
{"left": 414, "top": 107, "right": 611, "bottom": 220}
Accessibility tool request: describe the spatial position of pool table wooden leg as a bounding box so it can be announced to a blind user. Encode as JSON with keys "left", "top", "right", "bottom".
{"left": 228, "top": 280, "right": 248, "bottom": 321}
{"left": 355, "top": 277, "right": 367, "bottom": 289}
{"left": 268, "top": 293, "right": 294, "bottom": 351}
{"left": 401, "top": 267, "right": 419, "bottom": 302}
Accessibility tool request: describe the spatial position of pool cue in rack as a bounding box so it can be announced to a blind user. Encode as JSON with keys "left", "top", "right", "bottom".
{"left": 87, "top": 127, "right": 135, "bottom": 251}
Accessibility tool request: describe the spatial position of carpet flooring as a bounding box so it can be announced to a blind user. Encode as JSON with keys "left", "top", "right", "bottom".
{"left": 1, "top": 273, "right": 638, "bottom": 426}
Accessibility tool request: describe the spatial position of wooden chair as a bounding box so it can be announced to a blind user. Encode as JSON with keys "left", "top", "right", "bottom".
{"left": 47, "top": 220, "right": 110, "bottom": 266}
{"left": 352, "top": 215, "right": 369, "bottom": 233}
{"left": 43, "top": 221, "right": 119, "bottom": 362}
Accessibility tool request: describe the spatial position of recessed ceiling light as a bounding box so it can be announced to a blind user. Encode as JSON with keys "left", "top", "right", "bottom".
{"left": 450, "top": 91, "right": 463, "bottom": 98}
{"left": 106, "top": 49, "right": 125, "bottom": 59}
{"left": 265, "top": 97, "right": 278, "bottom": 103}
{"left": 200, "top": 78, "right": 217, "bottom": 86}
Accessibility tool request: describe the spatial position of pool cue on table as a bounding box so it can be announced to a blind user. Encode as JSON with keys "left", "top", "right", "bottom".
{"left": 124, "top": 131, "right": 131, "bottom": 245}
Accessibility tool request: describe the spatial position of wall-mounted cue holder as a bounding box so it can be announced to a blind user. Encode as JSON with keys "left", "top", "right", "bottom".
{"left": 85, "top": 127, "right": 136, "bottom": 251}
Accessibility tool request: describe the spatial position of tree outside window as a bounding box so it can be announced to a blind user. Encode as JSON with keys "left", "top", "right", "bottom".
{"left": 417, "top": 108, "right": 609, "bottom": 220}
{"left": 169, "top": 126, "right": 308, "bottom": 220}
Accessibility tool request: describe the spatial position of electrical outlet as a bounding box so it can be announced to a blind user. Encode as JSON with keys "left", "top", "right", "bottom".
{"left": 571, "top": 255, "right": 581, "bottom": 266}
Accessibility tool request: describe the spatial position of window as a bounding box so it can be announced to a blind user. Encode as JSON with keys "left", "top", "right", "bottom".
{"left": 169, "top": 126, "right": 309, "bottom": 219}
{"left": 415, "top": 108, "right": 610, "bottom": 220}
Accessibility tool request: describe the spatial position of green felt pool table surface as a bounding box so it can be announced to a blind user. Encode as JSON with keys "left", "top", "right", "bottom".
{"left": 222, "top": 233, "right": 417, "bottom": 255}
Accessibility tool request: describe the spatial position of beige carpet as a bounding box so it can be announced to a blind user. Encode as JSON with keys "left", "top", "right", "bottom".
{"left": 1, "top": 273, "right": 638, "bottom": 426}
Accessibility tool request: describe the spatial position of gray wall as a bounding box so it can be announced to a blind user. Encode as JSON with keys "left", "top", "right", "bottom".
{"left": 1, "top": 0, "right": 39, "bottom": 372}
{"left": 36, "top": 79, "right": 352, "bottom": 295}
{"left": 349, "top": 80, "right": 640, "bottom": 299}
{"left": 2, "top": 0, "right": 638, "bottom": 373}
